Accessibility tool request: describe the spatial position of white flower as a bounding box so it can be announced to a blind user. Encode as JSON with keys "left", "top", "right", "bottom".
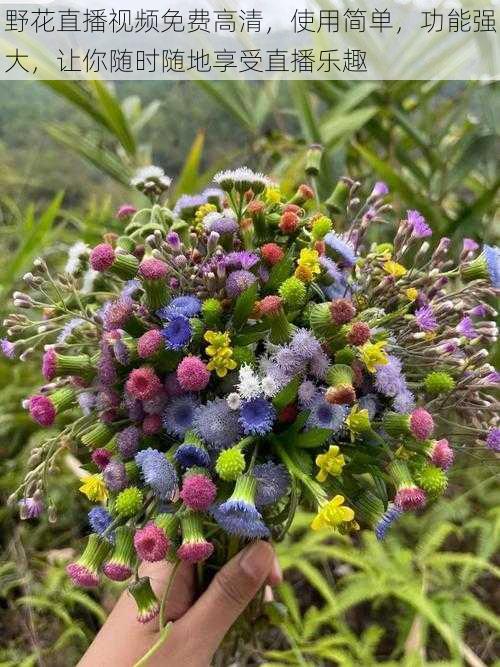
{"left": 226, "top": 393, "right": 241, "bottom": 410}
{"left": 237, "top": 363, "right": 261, "bottom": 400}
{"left": 131, "top": 165, "right": 165, "bottom": 186}
{"left": 262, "top": 375, "right": 280, "bottom": 397}
{"left": 81, "top": 268, "right": 99, "bottom": 294}
{"left": 65, "top": 241, "right": 88, "bottom": 275}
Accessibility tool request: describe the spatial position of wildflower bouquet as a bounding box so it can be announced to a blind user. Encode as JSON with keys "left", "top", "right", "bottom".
{"left": 5, "top": 160, "right": 499, "bottom": 629}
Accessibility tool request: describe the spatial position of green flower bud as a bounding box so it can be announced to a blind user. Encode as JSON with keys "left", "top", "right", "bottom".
{"left": 114, "top": 486, "right": 143, "bottom": 518}
{"left": 201, "top": 298, "right": 223, "bottom": 327}
{"left": 311, "top": 216, "right": 333, "bottom": 241}
{"left": 278, "top": 276, "right": 307, "bottom": 310}
{"left": 424, "top": 371, "right": 455, "bottom": 395}
{"left": 216, "top": 447, "right": 246, "bottom": 481}
{"left": 416, "top": 464, "right": 448, "bottom": 497}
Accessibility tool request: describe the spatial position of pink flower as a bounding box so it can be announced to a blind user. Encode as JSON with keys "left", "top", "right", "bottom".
{"left": 90, "top": 243, "right": 115, "bottom": 272}
{"left": 395, "top": 486, "right": 427, "bottom": 511}
{"left": 66, "top": 563, "right": 99, "bottom": 588}
{"left": 410, "top": 408, "right": 434, "bottom": 440}
{"left": 134, "top": 523, "right": 169, "bottom": 562}
{"left": 116, "top": 204, "right": 137, "bottom": 220}
{"left": 177, "top": 540, "right": 214, "bottom": 564}
{"left": 142, "top": 414, "right": 162, "bottom": 435}
{"left": 28, "top": 395, "right": 56, "bottom": 427}
{"left": 429, "top": 439, "right": 454, "bottom": 470}
{"left": 42, "top": 348, "right": 57, "bottom": 381}
{"left": 180, "top": 474, "right": 217, "bottom": 511}
{"left": 139, "top": 258, "right": 169, "bottom": 280}
{"left": 176, "top": 356, "right": 210, "bottom": 391}
{"left": 137, "top": 329, "right": 164, "bottom": 358}
{"left": 102, "top": 562, "right": 133, "bottom": 581}
{"left": 125, "top": 367, "right": 162, "bottom": 401}
{"left": 91, "top": 448, "right": 112, "bottom": 470}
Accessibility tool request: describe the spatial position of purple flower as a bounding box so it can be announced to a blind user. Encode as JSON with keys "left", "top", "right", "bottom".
{"left": 486, "top": 428, "right": 500, "bottom": 452}
{"left": 193, "top": 398, "right": 242, "bottom": 449}
{"left": 324, "top": 231, "right": 357, "bottom": 267}
{"left": 463, "top": 238, "right": 479, "bottom": 253}
{"left": 117, "top": 426, "right": 141, "bottom": 458}
{"left": 370, "top": 181, "right": 389, "bottom": 198}
{"left": 135, "top": 448, "right": 178, "bottom": 499}
{"left": 456, "top": 316, "right": 477, "bottom": 339}
{"left": 484, "top": 245, "right": 500, "bottom": 288}
{"left": 88, "top": 507, "right": 114, "bottom": 540}
{"left": 225, "top": 251, "right": 259, "bottom": 270}
{"left": 225, "top": 270, "right": 257, "bottom": 298}
{"left": 358, "top": 394, "right": 379, "bottom": 419}
{"left": 415, "top": 305, "right": 438, "bottom": 332}
{"left": 206, "top": 216, "right": 238, "bottom": 236}
{"left": 157, "top": 295, "right": 202, "bottom": 320}
{"left": 173, "top": 193, "right": 207, "bottom": 217}
{"left": 1, "top": 339, "right": 16, "bottom": 359}
{"left": 253, "top": 462, "right": 291, "bottom": 507}
{"left": 407, "top": 210, "right": 432, "bottom": 238}
{"left": 392, "top": 388, "right": 416, "bottom": 414}
{"left": 103, "top": 460, "right": 128, "bottom": 492}
{"left": 375, "top": 355, "right": 405, "bottom": 397}
{"left": 375, "top": 503, "right": 403, "bottom": 540}
{"left": 98, "top": 341, "right": 117, "bottom": 385}
{"left": 19, "top": 496, "right": 43, "bottom": 519}
{"left": 298, "top": 380, "right": 320, "bottom": 408}
{"left": 163, "top": 395, "right": 199, "bottom": 437}
{"left": 166, "top": 231, "right": 181, "bottom": 250}
{"left": 174, "top": 442, "right": 211, "bottom": 469}
{"left": 57, "top": 318, "right": 85, "bottom": 344}
{"left": 102, "top": 297, "right": 134, "bottom": 331}
{"left": 212, "top": 475, "right": 270, "bottom": 539}
{"left": 239, "top": 398, "right": 276, "bottom": 436}
{"left": 290, "top": 328, "right": 323, "bottom": 360}
{"left": 162, "top": 315, "right": 192, "bottom": 351}
{"left": 78, "top": 392, "right": 96, "bottom": 416}
{"left": 121, "top": 280, "right": 141, "bottom": 298}
{"left": 308, "top": 400, "right": 347, "bottom": 432}
{"left": 469, "top": 304, "right": 488, "bottom": 317}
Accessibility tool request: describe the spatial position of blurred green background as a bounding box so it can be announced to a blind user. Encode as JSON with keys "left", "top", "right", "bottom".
{"left": 0, "top": 80, "right": 499, "bottom": 666}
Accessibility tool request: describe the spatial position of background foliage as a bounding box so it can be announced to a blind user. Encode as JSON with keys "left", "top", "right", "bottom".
{"left": 0, "top": 80, "right": 498, "bottom": 666}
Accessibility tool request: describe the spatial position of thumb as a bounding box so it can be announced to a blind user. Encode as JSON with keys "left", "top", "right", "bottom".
{"left": 176, "top": 540, "right": 274, "bottom": 657}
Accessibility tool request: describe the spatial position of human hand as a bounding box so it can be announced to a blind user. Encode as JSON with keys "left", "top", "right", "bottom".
{"left": 78, "top": 540, "right": 281, "bottom": 667}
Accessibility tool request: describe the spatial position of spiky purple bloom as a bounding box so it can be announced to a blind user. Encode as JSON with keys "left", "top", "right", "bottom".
{"left": 319, "top": 256, "right": 344, "bottom": 283}
{"left": 225, "top": 270, "right": 257, "bottom": 298}
{"left": 161, "top": 315, "right": 192, "bottom": 351}
{"left": 375, "top": 355, "right": 405, "bottom": 397}
{"left": 324, "top": 231, "right": 357, "bottom": 266}
{"left": 143, "top": 391, "right": 168, "bottom": 415}
{"left": 375, "top": 503, "right": 403, "bottom": 540}
{"left": 456, "top": 316, "right": 477, "bottom": 339}
{"left": 290, "top": 328, "right": 323, "bottom": 360}
{"left": 298, "top": 380, "right": 320, "bottom": 408}
{"left": 98, "top": 341, "right": 117, "bottom": 386}
{"left": 239, "top": 398, "right": 276, "bottom": 436}
{"left": 121, "top": 279, "right": 141, "bottom": 298}
{"left": 163, "top": 394, "right": 199, "bottom": 437}
{"left": 407, "top": 210, "right": 431, "bottom": 238}
{"left": 166, "top": 231, "right": 181, "bottom": 250}
{"left": 212, "top": 475, "right": 270, "bottom": 539}
{"left": 78, "top": 392, "right": 96, "bottom": 416}
{"left": 392, "top": 388, "right": 416, "bottom": 414}
{"left": 1, "top": 338, "right": 16, "bottom": 359}
{"left": 253, "top": 462, "right": 291, "bottom": 507}
{"left": 157, "top": 296, "right": 201, "bottom": 320}
{"left": 193, "top": 398, "right": 242, "bottom": 449}
{"left": 103, "top": 460, "right": 128, "bottom": 492}
{"left": 88, "top": 507, "right": 114, "bottom": 539}
{"left": 415, "top": 305, "right": 438, "bottom": 332}
{"left": 226, "top": 251, "right": 259, "bottom": 270}
{"left": 135, "top": 448, "right": 178, "bottom": 500}
{"left": 57, "top": 317, "right": 85, "bottom": 344}
{"left": 486, "top": 427, "right": 500, "bottom": 452}
{"left": 308, "top": 399, "right": 347, "bottom": 432}
{"left": 206, "top": 216, "right": 238, "bottom": 236}
{"left": 19, "top": 496, "right": 43, "bottom": 519}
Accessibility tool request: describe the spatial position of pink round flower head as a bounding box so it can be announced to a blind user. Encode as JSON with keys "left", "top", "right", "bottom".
{"left": 42, "top": 348, "right": 57, "bottom": 381}
{"left": 177, "top": 540, "right": 214, "bottom": 564}
{"left": 117, "top": 204, "right": 137, "bottom": 220}
{"left": 91, "top": 448, "right": 112, "bottom": 470}
{"left": 430, "top": 438, "right": 454, "bottom": 470}
{"left": 180, "top": 474, "right": 217, "bottom": 511}
{"left": 395, "top": 486, "right": 427, "bottom": 512}
{"left": 330, "top": 298, "right": 356, "bottom": 325}
{"left": 139, "top": 258, "right": 169, "bottom": 280}
{"left": 133, "top": 523, "right": 169, "bottom": 562}
{"left": 90, "top": 243, "right": 115, "bottom": 272}
{"left": 259, "top": 295, "right": 283, "bottom": 317}
{"left": 102, "top": 562, "right": 132, "bottom": 582}
{"left": 66, "top": 563, "right": 99, "bottom": 588}
{"left": 137, "top": 329, "right": 164, "bottom": 358}
{"left": 28, "top": 395, "right": 56, "bottom": 427}
{"left": 142, "top": 413, "right": 162, "bottom": 435}
{"left": 125, "top": 367, "right": 162, "bottom": 401}
{"left": 346, "top": 321, "right": 371, "bottom": 346}
{"left": 176, "top": 356, "right": 210, "bottom": 391}
{"left": 410, "top": 408, "right": 434, "bottom": 440}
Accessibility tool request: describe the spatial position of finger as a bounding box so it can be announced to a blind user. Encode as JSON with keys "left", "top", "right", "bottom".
{"left": 266, "top": 554, "right": 282, "bottom": 587}
{"left": 142, "top": 560, "right": 195, "bottom": 623}
{"left": 175, "top": 540, "right": 274, "bottom": 659}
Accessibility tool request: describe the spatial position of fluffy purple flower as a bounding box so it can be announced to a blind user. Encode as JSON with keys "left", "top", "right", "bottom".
{"left": 206, "top": 216, "right": 238, "bottom": 236}
{"left": 121, "top": 279, "right": 141, "bottom": 298}
{"left": 193, "top": 398, "right": 242, "bottom": 449}
{"left": 407, "top": 210, "right": 432, "bottom": 238}
{"left": 1, "top": 339, "right": 16, "bottom": 359}
{"left": 225, "top": 251, "right": 259, "bottom": 270}
{"left": 463, "top": 238, "right": 479, "bottom": 253}
{"left": 163, "top": 395, "right": 199, "bottom": 437}
{"left": 103, "top": 460, "right": 128, "bottom": 492}
{"left": 486, "top": 428, "right": 500, "bottom": 452}
{"left": 375, "top": 503, "right": 402, "bottom": 540}
{"left": 225, "top": 270, "right": 257, "bottom": 298}
{"left": 57, "top": 317, "right": 85, "bottom": 344}
{"left": 173, "top": 193, "right": 207, "bottom": 217}
{"left": 370, "top": 181, "right": 389, "bottom": 198}
{"left": 88, "top": 507, "right": 114, "bottom": 540}
{"left": 484, "top": 245, "right": 500, "bottom": 288}
{"left": 102, "top": 297, "right": 134, "bottom": 331}
{"left": 298, "top": 380, "right": 320, "bottom": 408}
{"left": 456, "top": 316, "right": 477, "bottom": 339}
{"left": 78, "top": 392, "right": 96, "bottom": 416}
{"left": 157, "top": 296, "right": 201, "bottom": 320}
{"left": 162, "top": 315, "right": 192, "bottom": 351}
{"left": 289, "top": 328, "right": 323, "bottom": 360}
{"left": 415, "top": 305, "right": 438, "bottom": 332}
{"left": 212, "top": 475, "right": 270, "bottom": 539}
{"left": 392, "top": 388, "right": 416, "bottom": 414}
{"left": 253, "top": 462, "right": 291, "bottom": 507}
{"left": 135, "top": 448, "right": 178, "bottom": 500}
{"left": 375, "top": 356, "right": 405, "bottom": 397}
{"left": 308, "top": 400, "right": 347, "bottom": 432}
{"left": 98, "top": 341, "right": 117, "bottom": 386}
{"left": 239, "top": 398, "right": 276, "bottom": 436}
{"left": 174, "top": 442, "right": 211, "bottom": 469}
{"left": 166, "top": 231, "right": 181, "bottom": 250}
{"left": 324, "top": 231, "right": 357, "bottom": 267}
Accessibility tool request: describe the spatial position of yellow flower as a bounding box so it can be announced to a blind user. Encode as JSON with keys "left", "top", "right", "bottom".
{"left": 360, "top": 340, "right": 388, "bottom": 373}
{"left": 383, "top": 260, "right": 407, "bottom": 278}
{"left": 204, "top": 330, "right": 237, "bottom": 378}
{"left": 345, "top": 405, "right": 371, "bottom": 436}
{"left": 79, "top": 474, "right": 107, "bottom": 502}
{"left": 315, "top": 445, "right": 345, "bottom": 482}
{"left": 264, "top": 186, "right": 281, "bottom": 204}
{"left": 297, "top": 248, "right": 321, "bottom": 277}
{"left": 195, "top": 203, "right": 217, "bottom": 225}
{"left": 405, "top": 288, "right": 418, "bottom": 302}
{"left": 311, "top": 495, "right": 355, "bottom": 531}
{"left": 294, "top": 265, "right": 313, "bottom": 283}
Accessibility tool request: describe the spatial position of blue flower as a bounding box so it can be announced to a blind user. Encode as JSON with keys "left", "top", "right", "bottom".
{"left": 88, "top": 507, "right": 114, "bottom": 542}
{"left": 162, "top": 315, "right": 192, "bottom": 350}
{"left": 194, "top": 398, "right": 242, "bottom": 449}
{"left": 174, "top": 443, "right": 211, "bottom": 468}
{"left": 375, "top": 503, "right": 403, "bottom": 540}
{"left": 239, "top": 398, "right": 276, "bottom": 436}
{"left": 212, "top": 474, "right": 270, "bottom": 539}
{"left": 484, "top": 245, "right": 500, "bottom": 288}
{"left": 163, "top": 395, "right": 199, "bottom": 437}
{"left": 324, "top": 231, "right": 357, "bottom": 267}
{"left": 173, "top": 193, "right": 207, "bottom": 217}
{"left": 308, "top": 400, "right": 347, "bottom": 432}
{"left": 358, "top": 394, "right": 379, "bottom": 419}
{"left": 157, "top": 295, "right": 202, "bottom": 320}
{"left": 253, "top": 462, "right": 291, "bottom": 507}
{"left": 375, "top": 355, "right": 405, "bottom": 397}
{"left": 135, "top": 448, "right": 178, "bottom": 500}
{"left": 392, "top": 388, "right": 416, "bottom": 414}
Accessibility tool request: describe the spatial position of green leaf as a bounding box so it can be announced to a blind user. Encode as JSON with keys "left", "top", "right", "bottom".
{"left": 295, "top": 428, "right": 333, "bottom": 449}
{"left": 232, "top": 283, "right": 258, "bottom": 331}
{"left": 88, "top": 80, "right": 136, "bottom": 156}
{"left": 273, "top": 376, "right": 301, "bottom": 410}
{"left": 171, "top": 131, "right": 205, "bottom": 199}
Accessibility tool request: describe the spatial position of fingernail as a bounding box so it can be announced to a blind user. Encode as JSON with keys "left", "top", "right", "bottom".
{"left": 239, "top": 541, "right": 274, "bottom": 581}
{"left": 270, "top": 556, "right": 282, "bottom": 585}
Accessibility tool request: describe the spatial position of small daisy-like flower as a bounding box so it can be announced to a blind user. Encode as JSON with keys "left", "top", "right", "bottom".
{"left": 486, "top": 427, "right": 500, "bottom": 452}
